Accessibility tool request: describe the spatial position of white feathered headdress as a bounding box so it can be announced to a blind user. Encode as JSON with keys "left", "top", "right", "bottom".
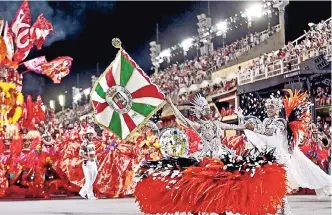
{"left": 190, "top": 94, "right": 210, "bottom": 119}
{"left": 265, "top": 94, "right": 283, "bottom": 111}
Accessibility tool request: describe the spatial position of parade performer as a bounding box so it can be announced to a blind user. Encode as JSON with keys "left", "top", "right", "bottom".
{"left": 135, "top": 95, "right": 287, "bottom": 215}
{"left": 242, "top": 90, "right": 332, "bottom": 215}
{"left": 6, "top": 129, "right": 44, "bottom": 198}
{"left": 0, "top": 125, "right": 20, "bottom": 197}
{"left": 56, "top": 124, "right": 83, "bottom": 194}
{"left": 79, "top": 127, "right": 98, "bottom": 200}
{"left": 93, "top": 130, "right": 135, "bottom": 198}
{"left": 38, "top": 122, "right": 76, "bottom": 199}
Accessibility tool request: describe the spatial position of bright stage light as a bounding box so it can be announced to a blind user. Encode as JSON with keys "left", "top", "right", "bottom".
{"left": 160, "top": 49, "right": 171, "bottom": 58}
{"left": 216, "top": 21, "right": 227, "bottom": 32}
{"left": 246, "top": 4, "right": 263, "bottom": 18}
{"left": 181, "top": 38, "right": 194, "bottom": 51}
{"left": 49, "top": 100, "right": 55, "bottom": 109}
{"left": 58, "top": 94, "right": 65, "bottom": 111}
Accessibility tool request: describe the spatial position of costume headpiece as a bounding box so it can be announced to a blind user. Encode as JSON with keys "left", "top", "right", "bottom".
{"left": 190, "top": 94, "right": 210, "bottom": 119}
{"left": 42, "top": 130, "right": 51, "bottom": 138}
{"left": 265, "top": 95, "right": 283, "bottom": 111}
{"left": 86, "top": 126, "right": 96, "bottom": 135}
{"left": 42, "top": 130, "right": 53, "bottom": 145}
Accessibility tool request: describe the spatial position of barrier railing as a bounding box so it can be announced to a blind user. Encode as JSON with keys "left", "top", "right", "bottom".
{"left": 237, "top": 17, "right": 332, "bottom": 85}
{"left": 238, "top": 45, "right": 331, "bottom": 85}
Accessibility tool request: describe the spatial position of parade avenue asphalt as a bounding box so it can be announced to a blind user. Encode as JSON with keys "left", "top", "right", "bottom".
{"left": 0, "top": 195, "right": 330, "bottom": 215}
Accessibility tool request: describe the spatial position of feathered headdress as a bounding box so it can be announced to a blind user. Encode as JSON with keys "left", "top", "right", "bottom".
{"left": 190, "top": 94, "right": 210, "bottom": 119}
{"left": 265, "top": 95, "right": 283, "bottom": 111}
{"left": 283, "top": 89, "right": 312, "bottom": 150}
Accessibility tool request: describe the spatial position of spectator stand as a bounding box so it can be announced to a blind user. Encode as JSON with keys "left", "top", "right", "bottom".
{"left": 237, "top": 17, "right": 332, "bottom": 86}
{"left": 151, "top": 24, "right": 281, "bottom": 98}
{"left": 313, "top": 76, "right": 331, "bottom": 135}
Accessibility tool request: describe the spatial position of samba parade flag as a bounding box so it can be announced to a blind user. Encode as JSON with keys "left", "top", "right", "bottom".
{"left": 23, "top": 56, "right": 72, "bottom": 83}
{"left": 91, "top": 46, "right": 165, "bottom": 140}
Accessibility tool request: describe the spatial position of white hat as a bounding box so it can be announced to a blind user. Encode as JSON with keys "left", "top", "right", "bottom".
{"left": 86, "top": 126, "right": 95, "bottom": 135}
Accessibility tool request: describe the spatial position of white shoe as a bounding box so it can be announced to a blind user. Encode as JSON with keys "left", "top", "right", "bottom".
{"left": 88, "top": 196, "right": 98, "bottom": 200}
{"left": 79, "top": 191, "right": 87, "bottom": 199}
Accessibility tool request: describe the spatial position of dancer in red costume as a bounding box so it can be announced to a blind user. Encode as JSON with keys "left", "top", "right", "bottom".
{"left": 93, "top": 130, "right": 144, "bottom": 198}
{"left": 21, "top": 95, "right": 34, "bottom": 129}
{"left": 56, "top": 123, "right": 84, "bottom": 193}
{"left": 21, "top": 95, "right": 46, "bottom": 129}
{"left": 6, "top": 129, "right": 44, "bottom": 198}
{"left": 37, "top": 122, "right": 77, "bottom": 199}
{"left": 94, "top": 132, "right": 135, "bottom": 198}
{"left": 33, "top": 96, "right": 46, "bottom": 124}
{"left": 0, "top": 125, "right": 21, "bottom": 197}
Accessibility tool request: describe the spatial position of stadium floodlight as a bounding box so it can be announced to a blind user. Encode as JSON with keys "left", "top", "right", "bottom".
{"left": 160, "top": 49, "right": 171, "bottom": 58}
{"left": 58, "top": 94, "right": 65, "bottom": 111}
{"left": 216, "top": 21, "right": 227, "bottom": 33}
{"left": 181, "top": 38, "right": 194, "bottom": 52}
{"left": 246, "top": 4, "right": 263, "bottom": 18}
{"left": 49, "top": 100, "right": 55, "bottom": 110}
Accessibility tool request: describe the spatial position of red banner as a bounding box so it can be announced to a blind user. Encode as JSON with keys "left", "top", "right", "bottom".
{"left": 3, "top": 21, "right": 14, "bottom": 60}
{"left": 30, "top": 14, "right": 54, "bottom": 50}
{"left": 40, "top": 56, "right": 73, "bottom": 84}
{"left": 11, "top": 0, "right": 33, "bottom": 62}
{"left": 23, "top": 56, "right": 47, "bottom": 74}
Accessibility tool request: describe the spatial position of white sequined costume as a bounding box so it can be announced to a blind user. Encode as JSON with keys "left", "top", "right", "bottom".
{"left": 243, "top": 96, "right": 331, "bottom": 215}
{"left": 168, "top": 95, "right": 245, "bottom": 158}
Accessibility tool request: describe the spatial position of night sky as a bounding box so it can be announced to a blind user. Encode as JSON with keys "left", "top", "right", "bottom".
{"left": 0, "top": 1, "right": 330, "bottom": 111}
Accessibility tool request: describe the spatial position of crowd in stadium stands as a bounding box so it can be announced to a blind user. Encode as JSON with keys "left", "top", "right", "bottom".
{"left": 315, "top": 86, "right": 331, "bottom": 108}
{"left": 178, "top": 78, "right": 237, "bottom": 105}
{"left": 56, "top": 103, "right": 93, "bottom": 125}
{"left": 151, "top": 26, "right": 279, "bottom": 96}
{"left": 238, "top": 19, "right": 332, "bottom": 81}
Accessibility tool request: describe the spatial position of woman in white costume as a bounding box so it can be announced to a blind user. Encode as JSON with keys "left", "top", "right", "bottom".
{"left": 242, "top": 90, "right": 331, "bottom": 215}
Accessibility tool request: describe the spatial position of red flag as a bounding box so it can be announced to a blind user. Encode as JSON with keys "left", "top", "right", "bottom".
{"left": 23, "top": 56, "right": 47, "bottom": 74}
{"left": 11, "top": 0, "right": 33, "bottom": 62}
{"left": 3, "top": 21, "right": 14, "bottom": 60}
{"left": 30, "top": 14, "right": 54, "bottom": 50}
{"left": 40, "top": 56, "right": 73, "bottom": 84}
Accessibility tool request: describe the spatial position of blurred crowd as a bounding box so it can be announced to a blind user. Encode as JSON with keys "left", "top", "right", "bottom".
{"left": 238, "top": 20, "right": 332, "bottom": 82}
{"left": 178, "top": 78, "right": 237, "bottom": 105}
{"left": 55, "top": 103, "right": 93, "bottom": 126}
{"left": 315, "top": 86, "right": 331, "bottom": 108}
{"left": 151, "top": 26, "right": 279, "bottom": 96}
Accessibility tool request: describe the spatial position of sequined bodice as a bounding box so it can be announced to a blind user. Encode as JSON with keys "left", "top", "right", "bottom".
{"left": 261, "top": 117, "right": 287, "bottom": 136}
{"left": 200, "top": 120, "right": 222, "bottom": 142}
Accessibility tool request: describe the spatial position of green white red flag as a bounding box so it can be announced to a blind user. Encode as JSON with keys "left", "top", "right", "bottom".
{"left": 90, "top": 49, "right": 165, "bottom": 140}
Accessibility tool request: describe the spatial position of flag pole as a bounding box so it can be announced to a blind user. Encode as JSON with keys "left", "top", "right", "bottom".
{"left": 21, "top": 70, "right": 31, "bottom": 75}
{"left": 112, "top": 38, "right": 122, "bottom": 50}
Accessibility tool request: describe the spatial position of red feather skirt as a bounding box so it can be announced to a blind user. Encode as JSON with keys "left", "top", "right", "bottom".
{"left": 135, "top": 158, "right": 286, "bottom": 215}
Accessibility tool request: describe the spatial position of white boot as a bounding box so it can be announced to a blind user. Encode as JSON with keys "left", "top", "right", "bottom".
{"left": 281, "top": 197, "right": 292, "bottom": 215}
